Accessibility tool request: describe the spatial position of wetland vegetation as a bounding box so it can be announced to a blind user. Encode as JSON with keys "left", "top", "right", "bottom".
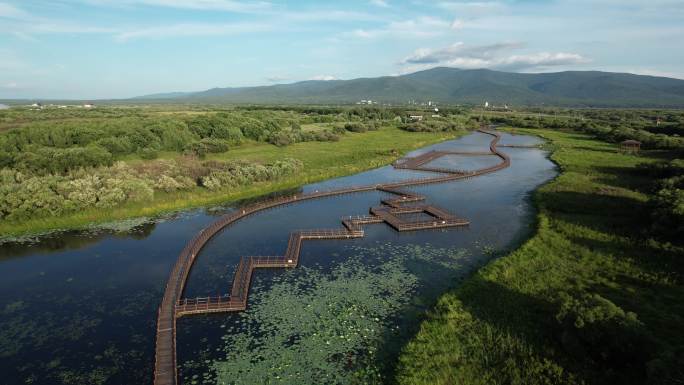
{"left": 0, "top": 106, "right": 472, "bottom": 238}
{"left": 1, "top": 105, "right": 682, "bottom": 385}
{"left": 396, "top": 123, "right": 684, "bottom": 385}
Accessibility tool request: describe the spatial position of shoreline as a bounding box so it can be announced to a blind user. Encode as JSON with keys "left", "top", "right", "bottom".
{"left": 0, "top": 128, "right": 461, "bottom": 242}
{"left": 395, "top": 127, "right": 683, "bottom": 385}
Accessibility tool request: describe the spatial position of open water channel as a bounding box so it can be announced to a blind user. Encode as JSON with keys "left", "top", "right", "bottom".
{"left": 0, "top": 131, "right": 556, "bottom": 384}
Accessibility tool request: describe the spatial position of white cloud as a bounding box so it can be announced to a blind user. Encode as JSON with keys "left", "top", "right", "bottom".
{"left": 497, "top": 52, "right": 589, "bottom": 71}
{"left": 266, "top": 75, "right": 289, "bottom": 82}
{"left": 28, "top": 22, "right": 114, "bottom": 34}
{"left": 345, "top": 16, "right": 452, "bottom": 39}
{"left": 450, "top": 19, "right": 464, "bottom": 30}
{"left": 437, "top": 1, "right": 506, "bottom": 15}
{"left": 309, "top": 75, "right": 337, "bottom": 81}
{"left": 114, "top": 22, "right": 269, "bottom": 41}
{"left": 370, "top": 0, "right": 389, "bottom": 7}
{"left": 402, "top": 42, "right": 523, "bottom": 64}
{"left": 282, "top": 10, "right": 381, "bottom": 22}
{"left": 81, "top": 0, "right": 272, "bottom": 13}
{"left": 83, "top": 0, "right": 382, "bottom": 22}
{"left": 400, "top": 42, "right": 589, "bottom": 72}
{"left": 0, "top": 2, "right": 28, "bottom": 19}
{"left": 0, "top": 2, "right": 115, "bottom": 37}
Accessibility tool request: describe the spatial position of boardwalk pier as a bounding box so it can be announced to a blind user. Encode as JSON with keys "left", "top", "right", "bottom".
{"left": 153, "top": 129, "right": 510, "bottom": 385}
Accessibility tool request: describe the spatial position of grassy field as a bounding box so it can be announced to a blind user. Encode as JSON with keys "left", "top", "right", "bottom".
{"left": 0, "top": 126, "right": 459, "bottom": 239}
{"left": 395, "top": 128, "right": 684, "bottom": 385}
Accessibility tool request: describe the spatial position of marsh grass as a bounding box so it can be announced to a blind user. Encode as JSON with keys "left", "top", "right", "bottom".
{"left": 0, "top": 127, "right": 458, "bottom": 239}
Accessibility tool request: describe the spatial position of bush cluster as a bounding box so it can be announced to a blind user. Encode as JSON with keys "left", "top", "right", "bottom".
{"left": 554, "top": 292, "right": 654, "bottom": 373}
{"left": 200, "top": 159, "right": 302, "bottom": 190}
{"left": 400, "top": 117, "right": 475, "bottom": 132}
{"left": 343, "top": 121, "right": 380, "bottom": 133}
{"left": 266, "top": 129, "right": 340, "bottom": 147}
{"left": 0, "top": 158, "right": 302, "bottom": 221}
{"left": 648, "top": 162, "right": 684, "bottom": 241}
{"left": 0, "top": 111, "right": 342, "bottom": 173}
{"left": 488, "top": 112, "right": 684, "bottom": 149}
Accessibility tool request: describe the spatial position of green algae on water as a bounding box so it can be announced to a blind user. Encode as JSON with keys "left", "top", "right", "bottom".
{"left": 184, "top": 243, "right": 467, "bottom": 385}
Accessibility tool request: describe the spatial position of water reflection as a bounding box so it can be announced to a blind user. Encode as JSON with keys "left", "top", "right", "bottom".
{"left": 0, "top": 222, "right": 159, "bottom": 260}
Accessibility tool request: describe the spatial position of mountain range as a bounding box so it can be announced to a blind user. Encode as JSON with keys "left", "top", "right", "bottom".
{"left": 135, "top": 67, "right": 684, "bottom": 107}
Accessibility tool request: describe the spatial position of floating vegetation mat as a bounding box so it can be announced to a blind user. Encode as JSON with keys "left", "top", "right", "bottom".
{"left": 87, "top": 217, "right": 152, "bottom": 233}
{"left": 181, "top": 243, "right": 470, "bottom": 385}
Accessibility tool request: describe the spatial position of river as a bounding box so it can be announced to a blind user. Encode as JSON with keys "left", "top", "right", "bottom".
{"left": 0, "top": 131, "right": 556, "bottom": 385}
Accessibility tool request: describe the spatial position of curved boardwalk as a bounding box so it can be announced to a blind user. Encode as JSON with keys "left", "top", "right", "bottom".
{"left": 154, "top": 128, "right": 511, "bottom": 385}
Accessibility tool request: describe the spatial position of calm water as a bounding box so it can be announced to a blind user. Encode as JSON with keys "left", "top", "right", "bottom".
{"left": 0, "top": 131, "right": 556, "bottom": 385}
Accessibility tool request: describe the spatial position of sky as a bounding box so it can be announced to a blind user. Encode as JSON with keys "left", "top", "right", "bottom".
{"left": 0, "top": 0, "right": 683, "bottom": 99}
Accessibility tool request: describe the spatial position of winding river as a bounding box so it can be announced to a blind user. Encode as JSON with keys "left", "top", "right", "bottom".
{"left": 0, "top": 130, "right": 556, "bottom": 385}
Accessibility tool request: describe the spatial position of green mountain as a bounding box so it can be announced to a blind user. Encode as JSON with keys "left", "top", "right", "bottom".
{"left": 143, "top": 67, "right": 684, "bottom": 107}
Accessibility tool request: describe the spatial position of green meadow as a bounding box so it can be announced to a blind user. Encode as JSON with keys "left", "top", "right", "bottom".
{"left": 0, "top": 126, "right": 457, "bottom": 238}
{"left": 396, "top": 128, "right": 684, "bottom": 385}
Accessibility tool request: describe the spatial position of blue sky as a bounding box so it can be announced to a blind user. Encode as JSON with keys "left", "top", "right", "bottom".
{"left": 1, "top": 0, "right": 683, "bottom": 99}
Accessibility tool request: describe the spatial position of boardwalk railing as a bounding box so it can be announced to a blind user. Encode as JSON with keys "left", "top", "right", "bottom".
{"left": 153, "top": 127, "right": 512, "bottom": 385}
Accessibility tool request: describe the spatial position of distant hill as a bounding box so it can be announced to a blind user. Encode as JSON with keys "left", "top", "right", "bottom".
{"left": 135, "top": 67, "right": 684, "bottom": 107}
{"left": 133, "top": 91, "right": 193, "bottom": 99}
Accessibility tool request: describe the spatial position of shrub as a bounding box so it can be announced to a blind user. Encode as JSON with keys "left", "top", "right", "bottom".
{"left": 344, "top": 122, "right": 368, "bottom": 133}
{"left": 14, "top": 145, "right": 113, "bottom": 174}
{"left": 555, "top": 292, "right": 655, "bottom": 374}
{"left": 183, "top": 141, "right": 207, "bottom": 158}
{"left": 268, "top": 131, "right": 292, "bottom": 147}
{"left": 138, "top": 147, "right": 159, "bottom": 160}
{"left": 332, "top": 124, "right": 347, "bottom": 135}
{"left": 199, "top": 138, "right": 230, "bottom": 153}
{"left": 650, "top": 175, "right": 684, "bottom": 241}
{"left": 96, "top": 136, "right": 135, "bottom": 155}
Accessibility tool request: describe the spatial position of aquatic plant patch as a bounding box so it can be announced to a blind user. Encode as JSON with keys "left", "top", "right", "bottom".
{"left": 180, "top": 243, "right": 468, "bottom": 385}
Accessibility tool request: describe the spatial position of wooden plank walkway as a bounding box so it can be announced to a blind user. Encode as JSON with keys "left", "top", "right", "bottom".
{"left": 497, "top": 144, "right": 541, "bottom": 148}
{"left": 153, "top": 127, "right": 511, "bottom": 385}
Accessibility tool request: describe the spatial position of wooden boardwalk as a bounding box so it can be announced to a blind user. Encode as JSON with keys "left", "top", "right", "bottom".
{"left": 153, "top": 128, "right": 511, "bottom": 385}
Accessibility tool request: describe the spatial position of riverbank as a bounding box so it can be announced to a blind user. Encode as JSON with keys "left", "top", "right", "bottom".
{"left": 0, "top": 127, "right": 460, "bottom": 240}
{"left": 395, "top": 128, "right": 684, "bottom": 384}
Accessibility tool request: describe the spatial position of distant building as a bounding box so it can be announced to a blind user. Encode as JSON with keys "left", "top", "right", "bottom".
{"left": 484, "top": 101, "right": 489, "bottom": 108}
{"left": 83, "top": 103, "right": 95, "bottom": 108}
{"left": 620, "top": 140, "right": 641, "bottom": 154}
{"left": 409, "top": 115, "right": 423, "bottom": 121}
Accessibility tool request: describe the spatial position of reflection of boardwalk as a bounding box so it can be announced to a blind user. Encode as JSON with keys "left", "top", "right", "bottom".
{"left": 153, "top": 128, "right": 511, "bottom": 385}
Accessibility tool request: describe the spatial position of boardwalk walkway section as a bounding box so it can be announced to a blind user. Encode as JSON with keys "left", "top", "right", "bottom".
{"left": 153, "top": 128, "right": 511, "bottom": 385}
